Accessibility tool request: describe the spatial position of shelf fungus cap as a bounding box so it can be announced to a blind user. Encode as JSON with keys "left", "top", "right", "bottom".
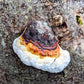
{"left": 13, "top": 20, "right": 70, "bottom": 73}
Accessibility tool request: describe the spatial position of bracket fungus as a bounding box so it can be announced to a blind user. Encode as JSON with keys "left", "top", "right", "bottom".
{"left": 13, "top": 20, "right": 70, "bottom": 73}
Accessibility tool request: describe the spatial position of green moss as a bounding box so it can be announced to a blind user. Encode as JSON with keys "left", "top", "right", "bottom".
{"left": 77, "top": 16, "right": 83, "bottom": 25}
{"left": 25, "top": 15, "right": 28, "bottom": 19}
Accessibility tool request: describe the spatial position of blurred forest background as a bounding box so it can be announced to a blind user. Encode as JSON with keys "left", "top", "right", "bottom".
{"left": 0, "top": 0, "right": 84, "bottom": 84}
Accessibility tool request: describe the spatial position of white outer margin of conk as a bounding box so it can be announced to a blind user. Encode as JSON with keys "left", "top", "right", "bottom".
{"left": 13, "top": 37, "right": 70, "bottom": 73}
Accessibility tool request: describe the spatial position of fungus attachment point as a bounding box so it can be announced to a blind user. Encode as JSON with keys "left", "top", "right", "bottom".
{"left": 13, "top": 20, "right": 70, "bottom": 73}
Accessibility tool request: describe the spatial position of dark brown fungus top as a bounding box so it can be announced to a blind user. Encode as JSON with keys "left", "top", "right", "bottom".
{"left": 22, "top": 20, "right": 58, "bottom": 50}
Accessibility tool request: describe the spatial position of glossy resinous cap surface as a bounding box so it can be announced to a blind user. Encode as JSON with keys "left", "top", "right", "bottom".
{"left": 22, "top": 21, "right": 58, "bottom": 50}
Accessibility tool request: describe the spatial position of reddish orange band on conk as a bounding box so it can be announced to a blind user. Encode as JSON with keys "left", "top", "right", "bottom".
{"left": 20, "top": 37, "right": 60, "bottom": 58}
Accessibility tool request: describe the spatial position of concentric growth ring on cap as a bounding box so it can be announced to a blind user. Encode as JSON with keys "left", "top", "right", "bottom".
{"left": 20, "top": 21, "right": 60, "bottom": 58}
